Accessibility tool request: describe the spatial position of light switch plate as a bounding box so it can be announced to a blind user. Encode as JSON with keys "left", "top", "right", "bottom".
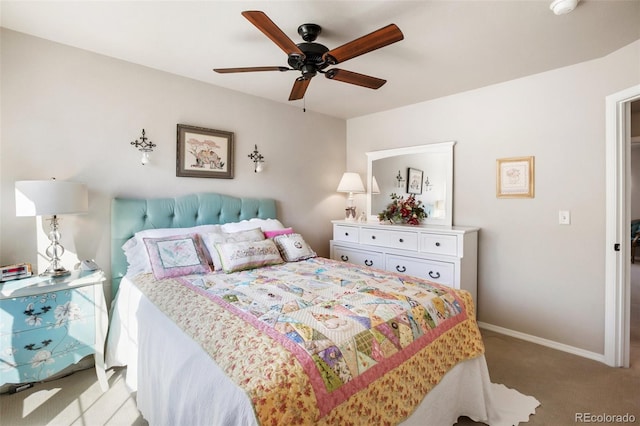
{"left": 559, "top": 210, "right": 571, "bottom": 225}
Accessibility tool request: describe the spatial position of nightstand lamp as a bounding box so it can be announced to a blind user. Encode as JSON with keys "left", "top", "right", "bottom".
{"left": 337, "top": 172, "right": 365, "bottom": 221}
{"left": 15, "top": 179, "right": 88, "bottom": 276}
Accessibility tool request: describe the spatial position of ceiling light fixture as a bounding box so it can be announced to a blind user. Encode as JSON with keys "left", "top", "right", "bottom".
{"left": 550, "top": 0, "right": 578, "bottom": 15}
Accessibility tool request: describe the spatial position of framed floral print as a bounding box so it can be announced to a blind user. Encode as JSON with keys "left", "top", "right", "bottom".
{"left": 176, "top": 124, "right": 234, "bottom": 179}
{"left": 496, "top": 156, "right": 534, "bottom": 198}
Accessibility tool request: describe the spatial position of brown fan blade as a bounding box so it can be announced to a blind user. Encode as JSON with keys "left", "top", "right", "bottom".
{"left": 325, "top": 69, "right": 386, "bottom": 89}
{"left": 242, "top": 11, "right": 305, "bottom": 58}
{"left": 289, "top": 77, "right": 311, "bottom": 101}
{"left": 214, "top": 66, "right": 290, "bottom": 73}
{"left": 323, "top": 24, "right": 403, "bottom": 65}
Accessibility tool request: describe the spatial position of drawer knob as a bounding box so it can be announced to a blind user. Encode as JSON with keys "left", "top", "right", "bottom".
{"left": 429, "top": 271, "right": 441, "bottom": 279}
{"left": 344, "top": 232, "right": 349, "bottom": 236}
{"left": 399, "top": 238, "right": 404, "bottom": 243}
{"left": 371, "top": 235, "right": 376, "bottom": 240}
{"left": 341, "top": 255, "right": 349, "bottom": 261}
{"left": 365, "top": 260, "right": 373, "bottom": 266}
{"left": 395, "top": 265, "right": 407, "bottom": 273}
{"left": 435, "top": 242, "right": 441, "bottom": 247}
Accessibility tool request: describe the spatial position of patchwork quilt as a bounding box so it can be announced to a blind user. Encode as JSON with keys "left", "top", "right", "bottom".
{"left": 133, "top": 257, "right": 484, "bottom": 425}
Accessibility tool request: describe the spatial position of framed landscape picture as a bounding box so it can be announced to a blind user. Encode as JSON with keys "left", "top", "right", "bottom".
{"left": 496, "top": 156, "right": 534, "bottom": 198}
{"left": 176, "top": 124, "right": 234, "bottom": 179}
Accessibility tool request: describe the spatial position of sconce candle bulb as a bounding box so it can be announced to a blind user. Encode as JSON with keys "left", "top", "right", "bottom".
{"left": 131, "top": 129, "right": 156, "bottom": 165}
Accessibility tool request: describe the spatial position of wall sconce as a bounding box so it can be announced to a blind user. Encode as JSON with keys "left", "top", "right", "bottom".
{"left": 130, "top": 129, "right": 156, "bottom": 165}
{"left": 424, "top": 176, "right": 433, "bottom": 191}
{"left": 248, "top": 144, "right": 265, "bottom": 173}
{"left": 396, "top": 170, "right": 405, "bottom": 188}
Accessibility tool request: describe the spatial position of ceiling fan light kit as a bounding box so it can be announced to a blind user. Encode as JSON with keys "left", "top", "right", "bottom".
{"left": 550, "top": 0, "right": 579, "bottom": 15}
{"left": 214, "top": 11, "right": 404, "bottom": 102}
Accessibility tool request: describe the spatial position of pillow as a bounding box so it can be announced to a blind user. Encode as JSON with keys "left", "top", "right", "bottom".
{"left": 201, "top": 228, "right": 266, "bottom": 271}
{"left": 273, "top": 233, "right": 317, "bottom": 262}
{"left": 143, "top": 234, "right": 212, "bottom": 279}
{"left": 215, "top": 239, "right": 284, "bottom": 273}
{"left": 264, "top": 227, "right": 294, "bottom": 239}
{"left": 123, "top": 224, "right": 223, "bottom": 275}
{"left": 221, "top": 218, "right": 285, "bottom": 233}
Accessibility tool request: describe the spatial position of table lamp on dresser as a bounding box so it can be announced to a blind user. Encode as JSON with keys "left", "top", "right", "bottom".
{"left": 15, "top": 178, "right": 88, "bottom": 276}
{"left": 337, "top": 172, "right": 365, "bottom": 221}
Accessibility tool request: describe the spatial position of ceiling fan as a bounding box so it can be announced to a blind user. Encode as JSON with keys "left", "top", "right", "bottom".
{"left": 214, "top": 11, "right": 404, "bottom": 101}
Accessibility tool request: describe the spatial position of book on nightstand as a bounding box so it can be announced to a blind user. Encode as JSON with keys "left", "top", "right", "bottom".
{"left": 0, "top": 263, "right": 33, "bottom": 282}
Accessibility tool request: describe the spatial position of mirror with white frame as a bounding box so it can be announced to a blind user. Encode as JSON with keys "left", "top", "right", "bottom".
{"left": 366, "top": 141, "right": 455, "bottom": 226}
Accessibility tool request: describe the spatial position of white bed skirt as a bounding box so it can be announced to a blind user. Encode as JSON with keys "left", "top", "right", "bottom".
{"left": 106, "top": 277, "right": 539, "bottom": 426}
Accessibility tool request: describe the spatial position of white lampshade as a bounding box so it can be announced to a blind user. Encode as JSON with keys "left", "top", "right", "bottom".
{"left": 336, "top": 172, "right": 365, "bottom": 193}
{"left": 15, "top": 180, "right": 88, "bottom": 217}
{"left": 371, "top": 176, "right": 381, "bottom": 194}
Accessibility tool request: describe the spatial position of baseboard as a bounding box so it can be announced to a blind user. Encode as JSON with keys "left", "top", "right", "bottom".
{"left": 478, "top": 321, "right": 607, "bottom": 364}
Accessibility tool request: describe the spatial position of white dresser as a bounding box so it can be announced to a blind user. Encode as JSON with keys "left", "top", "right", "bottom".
{"left": 329, "top": 220, "right": 479, "bottom": 304}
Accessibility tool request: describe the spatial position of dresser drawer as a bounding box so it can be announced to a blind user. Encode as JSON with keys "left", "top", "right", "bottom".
{"left": 360, "top": 228, "right": 418, "bottom": 251}
{"left": 1, "top": 320, "right": 95, "bottom": 367}
{"left": 0, "top": 343, "right": 94, "bottom": 384}
{"left": 332, "top": 245, "right": 384, "bottom": 269}
{"left": 333, "top": 225, "right": 359, "bottom": 243}
{"left": 386, "top": 255, "right": 455, "bottom": 286}
{"left": 0, "top": 286, "right": 96, "bottom": 336}
{"left": 420, "top": 233, "right": 458, "bottom": 256}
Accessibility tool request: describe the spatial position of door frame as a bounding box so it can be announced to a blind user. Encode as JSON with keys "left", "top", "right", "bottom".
{"left": 605, "top": 84, "right": 640, "bottom": 367}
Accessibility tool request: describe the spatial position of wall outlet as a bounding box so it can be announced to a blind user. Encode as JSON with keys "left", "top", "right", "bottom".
{"left": 559, "top": 210, "right": 571, "bottom": 225}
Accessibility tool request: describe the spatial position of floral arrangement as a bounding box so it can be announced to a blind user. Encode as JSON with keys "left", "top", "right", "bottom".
{"left": 378, "top": 193, "right": 427, "bottom": 225}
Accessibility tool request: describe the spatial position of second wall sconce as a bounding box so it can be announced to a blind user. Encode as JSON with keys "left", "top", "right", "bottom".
{"left": 396, "top": 170, "right": 405, "bottom": 188}
{"left": 131, "top": 129, "right": 156, "bottom": 165}
{"left": 248, "top": 144, "right": 265, "bottom": 173}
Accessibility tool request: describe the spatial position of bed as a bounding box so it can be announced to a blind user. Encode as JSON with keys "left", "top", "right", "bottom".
{"left": 105, "top": 193, "right": 539, "bottom": 425}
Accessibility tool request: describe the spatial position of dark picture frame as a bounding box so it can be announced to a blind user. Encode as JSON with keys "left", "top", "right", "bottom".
{"left": 176, "top": 124, "right": 234, "bottom": 179}
{"left": 407, "top": 167, "right": 423, "bottom": 194}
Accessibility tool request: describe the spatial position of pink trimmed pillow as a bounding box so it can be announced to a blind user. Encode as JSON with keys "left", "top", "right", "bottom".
{"left": 264, "top": 228, "right": 294, "bottom": 239}
{"left": 143, "top": 234, "right": 212, "bottom": 279}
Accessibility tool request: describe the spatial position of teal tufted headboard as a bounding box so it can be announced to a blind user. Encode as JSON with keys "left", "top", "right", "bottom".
{"left": 111, "top": 193, "right": 277, "bottom": 298}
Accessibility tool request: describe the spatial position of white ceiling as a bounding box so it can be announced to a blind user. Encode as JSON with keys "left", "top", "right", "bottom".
{"left": 1, "top": 0, "right": 639, "bottom": 119}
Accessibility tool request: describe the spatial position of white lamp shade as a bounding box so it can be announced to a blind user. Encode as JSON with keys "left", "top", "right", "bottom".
{"left": 15, "top": 180, "right": 88, "bottom": 217}
{"left": 337, "top": 172, "right": 365, "bottom": 193}
{"left": 371, "top": 176, "right": 381, "bottom": 194}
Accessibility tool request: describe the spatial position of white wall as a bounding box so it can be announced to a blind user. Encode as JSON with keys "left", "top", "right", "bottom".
{"left": 347, "top": 40, "right": 640, "bottom": 354}
{"left": 0, "top": 29, "right": 347, "bottom": 298}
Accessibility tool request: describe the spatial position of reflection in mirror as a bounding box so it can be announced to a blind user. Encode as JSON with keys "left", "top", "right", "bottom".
{"left": 366, "top": 141, "right": 455, "bottom": 226}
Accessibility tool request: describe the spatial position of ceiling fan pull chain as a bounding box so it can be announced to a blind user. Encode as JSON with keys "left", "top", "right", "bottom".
{"left": 303, "top": 96, "right": 306, "bottom": 113}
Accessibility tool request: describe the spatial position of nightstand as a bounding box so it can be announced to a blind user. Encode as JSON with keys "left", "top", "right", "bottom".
{"left": 0, "top": 269, "right": 108, "bottom": 391}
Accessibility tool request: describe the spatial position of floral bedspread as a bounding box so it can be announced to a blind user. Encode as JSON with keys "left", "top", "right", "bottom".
{"left": 133, "top": 257, "right": 484, "bottom": 425}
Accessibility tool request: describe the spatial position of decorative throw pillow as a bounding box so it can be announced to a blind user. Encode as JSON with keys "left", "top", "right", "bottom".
{"left": 215, "top": 239, "right": 284, "bottom": 273}
{"left": 221, "top": 218, "right": 286, "bottom": 233}
{"left": 123, "top": 224, "right": 222, "bottom": 276}
{"left": 143, "top": 234, "right": 212, "bottom": 279}
{"left": 273, "top": 233, "right": 317, "bottom": 262}
{"left": 202, "top": 228, "right": 266, "bottom": 271}
{"left": 263, "top": 227, "right": 294, "bottom": 239}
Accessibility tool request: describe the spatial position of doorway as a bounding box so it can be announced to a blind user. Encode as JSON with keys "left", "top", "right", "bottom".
{"left": 629, "top": 101, "right": 640, "bottom": 368}
{"left": 605, "top": 85, "right": 640, "bottom": 368}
